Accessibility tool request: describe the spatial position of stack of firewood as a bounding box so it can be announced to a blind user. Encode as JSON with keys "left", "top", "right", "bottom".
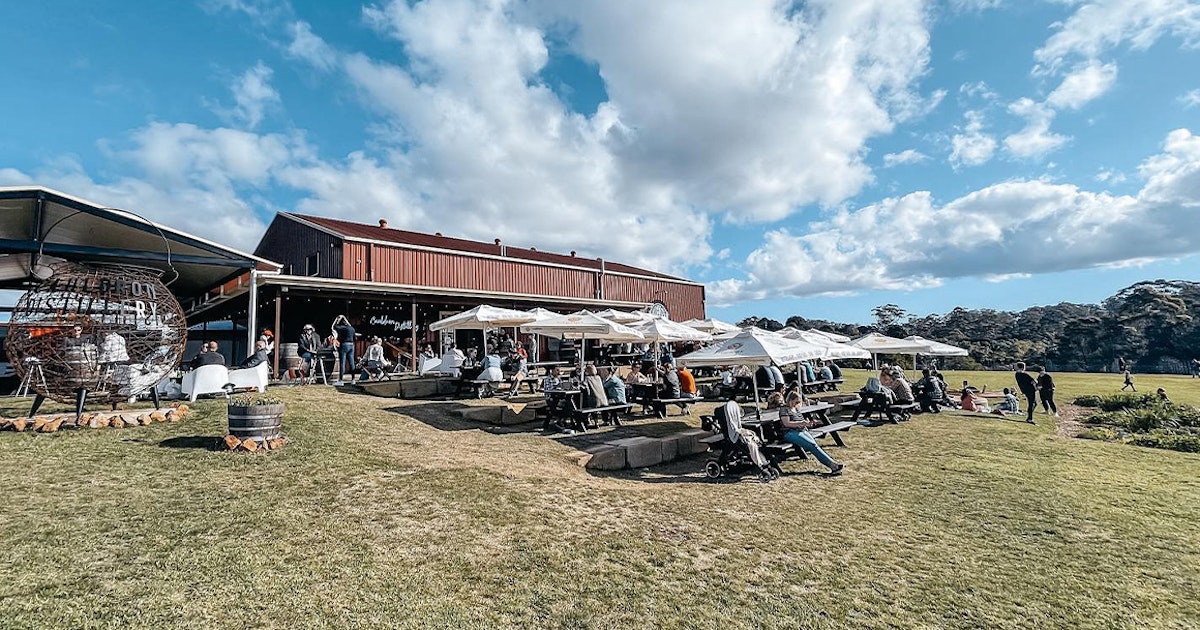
{"left": 0, "top": 404, "right": 191, "bottom": 433}
{"left": 220, "top": 434, "right": 287, "bottom": 452}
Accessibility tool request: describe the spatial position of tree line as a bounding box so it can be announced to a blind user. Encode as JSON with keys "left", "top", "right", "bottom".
{"left": 737, "top": 280, "right": 1200, "bottom": 373}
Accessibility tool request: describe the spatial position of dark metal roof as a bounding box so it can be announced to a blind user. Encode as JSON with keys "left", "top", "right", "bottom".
{"left": 288, "top": 213, "right": 688, "bottom": 282}
{"left": 0, "top": 187, "right": 280, "bottom": 297}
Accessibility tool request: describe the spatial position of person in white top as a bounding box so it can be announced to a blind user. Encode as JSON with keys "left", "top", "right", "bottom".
{"left": 358, "top": 336, "right": 390, "bottom": 381}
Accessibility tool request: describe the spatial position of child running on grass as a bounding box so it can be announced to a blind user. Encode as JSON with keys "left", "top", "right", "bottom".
{"left": 1121, "top": 369, "right": 1136, "bottom": 392}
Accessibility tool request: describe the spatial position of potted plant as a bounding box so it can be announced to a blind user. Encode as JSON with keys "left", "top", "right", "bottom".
{"left": 226, "top": 394, "right": 284, "bottom": 447}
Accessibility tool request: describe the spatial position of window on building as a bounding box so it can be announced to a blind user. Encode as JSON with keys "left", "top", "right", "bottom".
{"left": 305, "top": 252, "right": 320, "bottom": 276}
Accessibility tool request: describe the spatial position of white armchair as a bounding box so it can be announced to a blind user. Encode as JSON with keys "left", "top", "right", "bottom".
{"left": 228, "top": 362, "right": 269, "bottom": 393}
{"left": 182, "top": 364, "right": 231, "bottom": 402}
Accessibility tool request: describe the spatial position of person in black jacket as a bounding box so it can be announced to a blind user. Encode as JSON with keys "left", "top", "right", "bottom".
{"left": 1014, "top": 362, "right": 1038, "bottom": 425}
{"left": 1037, "top": 366, "right": 1058, "bottom": 417}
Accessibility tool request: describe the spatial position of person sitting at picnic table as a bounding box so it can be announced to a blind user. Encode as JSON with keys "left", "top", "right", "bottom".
{"left": 778, "top": 392, "right": 845, "bottom": 475}
{"left": 765, "top": 383, "right": 786, "bottom": 409}
{"left": 658, "top": 361, "right": 682, "bottom": 399}
{"left": 755, "top": 365, "right": 777, "bottom": 390}
{"left": 503, "top": 351, "right": 529, "bottom": 397}
{"left": 439, "top": 343, "right": 465, "bottom": 378}
{"left": 827, "top": 361, "right": 842, "bottom": 380}
{"left": 882, "top": 371, "right": 915, "bottom": 404}
{"left": 996, "top": 387, "right": 1020, "bottom": 413}
{"left": 678, "top": 364, "right": 697, "bottom": 399}
{"left": 479, "top": 350, "right": 505, "bottom": 382}
{"left": 802, "top": 361, "right": 817, "bottom": 384}
{"left": 818, "top": 361, "right": 834, "bottom": 382}
{"left": 915, "top": 368, "right": 943, "bottom": 413}
{"left": 600, "top": 367, "right": 627, "bottom": 404}
{"left": 960, "top": 389, "right": 991, "bottom": 413}
{"left": 239, "top": 340, "right": 270, "bottom": 369}
{"left": 358, "top": 336, "right": 390, "bottom": 381}
{"left": 581, "top": 364, "right": 609, "bottom": 408}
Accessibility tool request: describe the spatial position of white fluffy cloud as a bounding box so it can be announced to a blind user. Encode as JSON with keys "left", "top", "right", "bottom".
{"left": 710, "top": 127, "right": 1200, "bottom": 304}
{"left": 279, "top": 0, "right": 939, "bottom": 268}
{"left": 950, "top": 111, "right": 997, "bottom": 168}
{"left": 1004, "top": 98, "right": 1069, "bottom": 158}
{"left": 1034, "top": 0, "right": 1200, "bottom": 73}
{"left": 883, "top": 149, "right": 929, "bottom": 167}
{"left": 1046, "top": 60, "right": 1118, "bottom": 109}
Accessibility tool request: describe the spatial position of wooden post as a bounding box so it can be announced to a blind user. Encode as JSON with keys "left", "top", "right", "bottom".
{"left": 272, "top": 289, "right": 282, "bottom": 378}
{"left": 411, "top": 300, "right": 418, "bottom": 373}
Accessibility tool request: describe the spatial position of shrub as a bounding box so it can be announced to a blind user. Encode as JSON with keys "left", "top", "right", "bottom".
{"left": 1096, "top": 393, "right": 1157, "bottom": 411}
{"left": 1074, "top": 395, "right": 1103, "bottom": 408}
{"left": 1125, "top": 431, "right": 1200, "bottom": 454}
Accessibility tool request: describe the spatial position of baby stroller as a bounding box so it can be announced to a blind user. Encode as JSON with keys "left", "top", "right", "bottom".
{"left": 700, "top": 401, "right": 780, "bottom": 482}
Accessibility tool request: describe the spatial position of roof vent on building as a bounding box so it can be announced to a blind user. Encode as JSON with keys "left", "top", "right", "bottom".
{"left": 570, "top": 250, "right": 576, "bottom": 257}
{"left": 435, "top": 232, "right": 442, "bottom": 237}
{"left": 378, "top": 219, "right": 389, "bottom": 228}
{"left": 530, "top": 247, "right": 536, "bottom": 252}
{"left": 494, "top": 238, "right": 502, "bottom": 245}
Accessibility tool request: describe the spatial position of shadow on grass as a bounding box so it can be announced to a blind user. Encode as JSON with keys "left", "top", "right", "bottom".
{"left": 159, "top": 436, "right": 220, "bottom": 450}
{"left": 381, "top": 402, "right": 536, "bottom": 435}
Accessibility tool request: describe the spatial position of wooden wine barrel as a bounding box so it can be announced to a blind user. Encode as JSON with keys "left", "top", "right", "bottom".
{"left": 227, "top": 403, "right": 283, "bottom": 442}
{"left": 279, "top": 342, "right": 304, "bottom": 370}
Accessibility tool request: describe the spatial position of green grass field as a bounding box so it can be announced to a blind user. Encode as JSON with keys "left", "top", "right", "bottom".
{"left": 1, "top": 371, "right": 1198, "bottom": 629}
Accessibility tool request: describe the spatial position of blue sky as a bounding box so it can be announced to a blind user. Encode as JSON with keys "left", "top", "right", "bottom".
{"left": 2, "top": 0, "right": 1199, "bottom": 324}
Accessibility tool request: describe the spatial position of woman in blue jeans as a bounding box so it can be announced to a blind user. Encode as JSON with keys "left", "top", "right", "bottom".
{"left": 778, "top": 392, "right": 844, "bottom": 475}
{"left": 332, "top": 315, "right": 356, "bottom": 384}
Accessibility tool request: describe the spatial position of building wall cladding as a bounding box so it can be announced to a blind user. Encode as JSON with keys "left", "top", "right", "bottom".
{"left": 254, "top": 216, "right": 342, "bottom": 278}
{"left": 260, "top": 214, "right": 705, "bottom": 318}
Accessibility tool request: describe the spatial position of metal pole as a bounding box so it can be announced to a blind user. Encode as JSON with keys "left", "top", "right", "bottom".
{"left": 246, "top": 269, "right": 258, "bottom": 355}
{"left": 273, "top": 290, "right": 282, "bottom": 378}
{"left": 410, "top": 300, "right": 418, "bottom": 373}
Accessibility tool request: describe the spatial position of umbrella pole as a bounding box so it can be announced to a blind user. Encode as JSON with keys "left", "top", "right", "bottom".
{"left": 752, "top": 369, "right": 762, "bottom": 420}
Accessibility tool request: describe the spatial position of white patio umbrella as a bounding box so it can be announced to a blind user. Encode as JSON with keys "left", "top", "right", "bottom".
{"left": 807, "top": 328, "right": 852, "bottom": 343}
{"left": 428, "top": 305, "right": 538, "bottom": 371}
{"left": 520, "top": 310, "right": 645, "bottom": 375}
{"left": 520, "top": 308, "right": 560, "bottom": 361}
{"left": 595, "top": 308, "right": 652, "bottom": 324}
{"left": 682, "top": 318, "right": 741, "bottom": 334}
{"left": 903, "top": 335, "right": 968, "bottom": 371}
{"left": 790, "top": 330, "right": 872, "bottom": 360}
{"left": 851, "top": 332, "right": 935, "bottom": 371}
{"left": 677, "top": 328, "right": 827, "bottom": 413}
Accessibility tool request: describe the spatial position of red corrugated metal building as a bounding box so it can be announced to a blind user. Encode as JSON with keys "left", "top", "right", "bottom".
{"left": 186, "top": 212, "right": 706, "bottom": 370}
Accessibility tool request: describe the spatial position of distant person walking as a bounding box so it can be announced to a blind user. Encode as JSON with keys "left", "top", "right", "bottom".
{"left": 1191, "top": 358, "right": 1200, "bottom": 378}
{"left": 1037, "top": 367, "right": 1058, "bottom": 417}
{"left": 1121, "top": 368, "right": 1136, "bottom": 392}
{"left": 1014, "top": 362, "right": 1038, "bottom": 425}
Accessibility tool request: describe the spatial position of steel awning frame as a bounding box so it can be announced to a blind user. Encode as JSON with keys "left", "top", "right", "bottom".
{"left": 0, "top": 186, "right": 281, "bottom": 296}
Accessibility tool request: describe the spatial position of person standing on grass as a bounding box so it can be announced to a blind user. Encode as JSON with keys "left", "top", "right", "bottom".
{"left": 1191, "top": 358, "right": 1199, "bottom": 378}
{"left": 1014, "top": 362, "right": 1038, "bottom": 425}
{"left": 1037, "top": 367, "right": 1058, "bottom": 417}
{"left": 1122, "top": 368, "right": 1136, "bottom": 391}
{"left": 331, "top": 315, "right": 356, "bottom": 385}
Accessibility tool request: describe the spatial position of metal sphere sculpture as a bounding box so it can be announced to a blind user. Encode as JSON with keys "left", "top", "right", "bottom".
{"left": 5, "top": 263, "right": 188, "bottom": 404}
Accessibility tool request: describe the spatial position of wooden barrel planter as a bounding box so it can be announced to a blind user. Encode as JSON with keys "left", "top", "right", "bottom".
{"left": 227, "top": 402, "right": 284, "bottom": 444}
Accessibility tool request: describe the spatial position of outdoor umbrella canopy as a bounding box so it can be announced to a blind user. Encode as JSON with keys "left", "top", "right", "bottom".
{"left": 850, "top": 332, "right": 935, "bottom": 354}
{"left": 428, "top": 305, "right": 537, "bottom": 331}
{"left": 807, "top": 328, "right": 852, "bottom": 343}
{"left": 521, "top": 310, "right": 646, "bottom": 375}
{"left": 904, "top": 335, "right": 969, "bottom": 357}
{"left": 788, "top": 330, "right": 872, "bottom": 360}
{"left": 631, "top": 318, "right": 713, "bottom": 343}
{"left": 594, "top": 308, "right": 653, "bottom": 324}
{"left": 681, "top": 318, "right": 741, "bottom": 334}
{"left": 523, "top": 307, "right": 561, "bottom": 321}
{"left": 676, "top": 328, "right": 826, "bottom": 367}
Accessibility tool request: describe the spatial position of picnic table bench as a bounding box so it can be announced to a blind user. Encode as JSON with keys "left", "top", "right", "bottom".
{"left": 842, "top": 398, "right": 918, "bottom": 423}
{"left": 572, "top": 402, "right": 635, "bottom": 430}
{"left": 761, "top": 420, "right": 857, "bottom": 458}
{"left": 651, "top": 397, "right": 696, "bottom": 418}
{"left": 456, "top": 379, "right": 499, "bottom": 399}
